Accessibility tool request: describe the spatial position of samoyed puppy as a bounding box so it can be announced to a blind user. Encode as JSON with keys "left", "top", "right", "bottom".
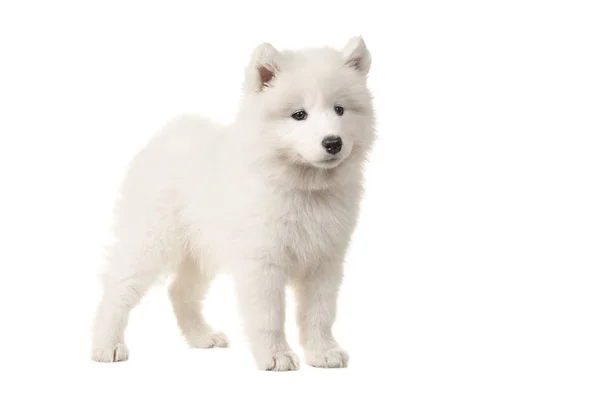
{"left": 91, "top": 37, "right": 376, "bottom": 371}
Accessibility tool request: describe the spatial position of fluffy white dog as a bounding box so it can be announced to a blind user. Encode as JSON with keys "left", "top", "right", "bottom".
{"left": 91, "top": 37, "right": 376, "bottom": 371}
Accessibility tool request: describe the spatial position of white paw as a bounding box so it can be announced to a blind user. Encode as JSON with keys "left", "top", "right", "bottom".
{"left": 260, "top": 350, "right": 300, "bottom": 371}
{"left": 92, "top": 343, "right": 129, "bottom": 363}
{"left": 305, "top": 348, "right": 349, "bottom": 368}
{"left": 187, "top": 331, "right": 229, "bottom": 349}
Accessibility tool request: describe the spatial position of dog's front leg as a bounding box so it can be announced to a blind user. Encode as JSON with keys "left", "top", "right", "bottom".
{"left": 294, "top": 262, "right": 349, "bottom": 368}
{"left": 234, "top": 261, "right": 299, "bottom": 371}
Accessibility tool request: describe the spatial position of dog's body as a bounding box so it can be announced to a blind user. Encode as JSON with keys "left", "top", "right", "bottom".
{"left": 91, "top": 37, "right": 376, "bottom": 371}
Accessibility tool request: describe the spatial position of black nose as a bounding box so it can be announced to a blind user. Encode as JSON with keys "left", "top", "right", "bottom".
{"left": 322, "top": 136, "right": 343, "bottom": 155}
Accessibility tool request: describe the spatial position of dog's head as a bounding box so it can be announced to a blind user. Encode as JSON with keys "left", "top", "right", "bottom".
{"left": 239, "top": 37, "right": 375, "bottom": 187}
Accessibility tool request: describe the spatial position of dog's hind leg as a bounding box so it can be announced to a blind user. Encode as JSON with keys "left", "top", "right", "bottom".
{"left": 90, "top": 243, "right": 166, "bottom": 362}
{"left": 168, "top": 255, "right": 228, "bottom": 349}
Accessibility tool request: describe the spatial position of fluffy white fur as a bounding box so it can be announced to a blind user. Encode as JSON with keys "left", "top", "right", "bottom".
{"left": 91, "top": 37, "right": 376, "bottom": 371}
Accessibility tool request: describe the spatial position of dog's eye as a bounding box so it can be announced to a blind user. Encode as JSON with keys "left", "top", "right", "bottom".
{"left": 291, "top": 110, "right": 307, "bottom": 121}
{"left": 334, "top": 105, "right": 344, "bottom": 116}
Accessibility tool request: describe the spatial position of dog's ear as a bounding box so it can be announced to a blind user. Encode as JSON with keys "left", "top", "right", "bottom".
{"left": 342, "top": 36, "right": 371, "bottom": 75}
{"left": 245, "top": 42, "right": 280, "bottom": 93}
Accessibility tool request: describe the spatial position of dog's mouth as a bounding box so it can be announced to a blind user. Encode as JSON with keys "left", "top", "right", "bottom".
{"left": 281, "top": 151, "right": 346, "bottom": 171}
{"left": 321, "top": 156, "right": 338, "bottom": 163}
{"left": 313, "top": 156, "right": 343, "bottom": 169}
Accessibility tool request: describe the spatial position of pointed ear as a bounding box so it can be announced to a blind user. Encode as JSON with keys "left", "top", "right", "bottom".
{"left": 244, "top": 42, "right": 281, "bottom": 93}
{"left": 342, "top": 36, "right": 371, "bottom": 75}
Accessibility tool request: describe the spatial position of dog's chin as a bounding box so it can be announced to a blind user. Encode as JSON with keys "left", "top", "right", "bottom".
{"left": 272, "top": 151, "right": 355, "bottom": 191}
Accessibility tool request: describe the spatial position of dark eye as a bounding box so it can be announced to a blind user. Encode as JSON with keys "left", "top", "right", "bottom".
{"left": 291, "top": 110, "right": 307, "bottom": 120}
{"left": 334, "top": 105, "right": 344, "bottom": 116}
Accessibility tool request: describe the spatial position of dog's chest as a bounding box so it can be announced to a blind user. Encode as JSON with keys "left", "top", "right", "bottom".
{"left": 269, "top": 191, "right": 356, "bottom": 267}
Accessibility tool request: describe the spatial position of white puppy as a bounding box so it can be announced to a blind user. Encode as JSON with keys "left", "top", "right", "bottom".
{"left": 91, "top": 37, "right": 376, "bottom": 371}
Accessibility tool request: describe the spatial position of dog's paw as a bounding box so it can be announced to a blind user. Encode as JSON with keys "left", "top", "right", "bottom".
{"left": 188, "top": 330, "right": 229, "bottom": 349}
{"left": 305, "top": 348, "right": 349, "bottom": 368}
{"left": 92, "top": 343, "right": 129, "bottom": 363}
{"left": 260, "top": 350, "right": 300, "bottom": 371}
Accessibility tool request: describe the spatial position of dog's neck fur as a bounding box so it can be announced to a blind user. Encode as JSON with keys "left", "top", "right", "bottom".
{"left": 267, "top": 147, "right": 367, "bottom": 193}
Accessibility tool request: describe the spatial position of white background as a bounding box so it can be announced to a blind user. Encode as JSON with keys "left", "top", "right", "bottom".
{"left": 1, "top": 1, "right": 598, "bottom": 399}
